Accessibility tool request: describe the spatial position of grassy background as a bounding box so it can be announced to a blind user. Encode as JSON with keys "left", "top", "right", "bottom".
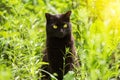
{"left": 0, "top": 0, "right": 120, "bottom": 80}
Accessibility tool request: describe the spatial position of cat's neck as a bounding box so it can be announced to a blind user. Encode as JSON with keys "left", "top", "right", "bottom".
{"left": 46, "top": 33, "right": 72, "bottom": 48}
{"left": 47, "top": 33, "right": 72, "bottom": 41}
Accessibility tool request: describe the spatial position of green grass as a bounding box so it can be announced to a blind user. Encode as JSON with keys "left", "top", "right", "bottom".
{"left": 0, "top": 0, "right": 120, "bottom": 80}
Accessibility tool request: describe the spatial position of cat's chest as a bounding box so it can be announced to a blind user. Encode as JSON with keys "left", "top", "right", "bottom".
{"left": 47, "top": 37, "right": 68, "bottom": 48}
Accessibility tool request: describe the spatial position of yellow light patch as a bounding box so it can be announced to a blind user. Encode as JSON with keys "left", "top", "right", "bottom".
{"left": 63, "top": 24, "right": 67, "bottom": 28}
{"left": 53, "top": 25, "right": 58, "bottom": 29}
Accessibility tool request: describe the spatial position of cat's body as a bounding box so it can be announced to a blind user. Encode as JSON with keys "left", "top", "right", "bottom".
{"left": 41, "top": 11, "right": 78, "bottom": 80}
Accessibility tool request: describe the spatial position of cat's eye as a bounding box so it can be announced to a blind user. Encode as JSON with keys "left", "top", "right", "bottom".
{"left": 63, "top": 24, "right": 67, "bottom": 28}
{"left": 53, "top": 25, "right": 58, "bottom": 29}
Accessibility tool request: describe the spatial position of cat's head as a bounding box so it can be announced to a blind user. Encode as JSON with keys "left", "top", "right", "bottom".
{"left": 45, "top": 11, "right": 72, "bottom": 38}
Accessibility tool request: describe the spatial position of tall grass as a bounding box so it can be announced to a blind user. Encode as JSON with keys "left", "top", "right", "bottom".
{"left": 0, "top": 0, "right": 120, "bottom": 80}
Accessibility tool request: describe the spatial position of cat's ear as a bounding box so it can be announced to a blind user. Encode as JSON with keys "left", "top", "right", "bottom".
{"left": 45, "top": 13, "right": 54, "bottom": 23}
{"left": 65, "top": 11, "right": 71, "bottom": 17}
{"left": 45, "top": 13, "right": 52, "bottom": 19}
{"left": 63, "top": 11, "right": 72, "bottom": 22}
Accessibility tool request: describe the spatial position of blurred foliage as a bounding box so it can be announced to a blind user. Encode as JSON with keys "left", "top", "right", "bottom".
{"left": 0, "top": 0, "right": 120, "bottom": 80}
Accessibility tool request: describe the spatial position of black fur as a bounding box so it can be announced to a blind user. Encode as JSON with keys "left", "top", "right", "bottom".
{"left": 41, "top": 11, "right": 78, "bottom": 80}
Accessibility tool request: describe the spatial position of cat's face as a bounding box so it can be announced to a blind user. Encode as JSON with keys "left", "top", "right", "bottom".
{"left": 45, "top": 11, "right": 72, "bottom": 38}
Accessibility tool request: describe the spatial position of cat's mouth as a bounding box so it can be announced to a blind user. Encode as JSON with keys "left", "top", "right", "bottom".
{"left": 56, "top": 33, "right": 65, "bottom": 38}
{"left": 58, "top": 35, "right": 65, "bottom": 38}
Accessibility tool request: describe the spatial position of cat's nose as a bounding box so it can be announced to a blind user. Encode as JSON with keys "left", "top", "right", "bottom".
{"left": 60, "top": 29, "right": 63, "bottom": 33}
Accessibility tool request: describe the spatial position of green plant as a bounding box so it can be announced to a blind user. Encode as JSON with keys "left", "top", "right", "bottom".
{"left": 0, "top": 0, "right": 119, "bottom": 80}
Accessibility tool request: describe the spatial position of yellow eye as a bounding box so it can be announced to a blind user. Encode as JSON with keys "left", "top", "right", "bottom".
{"left": 53, "top": 25, "right": 58, "bottom": 29}
{"left": 63, "top": 24, "right": 67, "bottom": 28}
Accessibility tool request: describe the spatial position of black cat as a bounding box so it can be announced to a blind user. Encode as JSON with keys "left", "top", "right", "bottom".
{"left": 41, "top": 11, "right": 79, "bottom": 80}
